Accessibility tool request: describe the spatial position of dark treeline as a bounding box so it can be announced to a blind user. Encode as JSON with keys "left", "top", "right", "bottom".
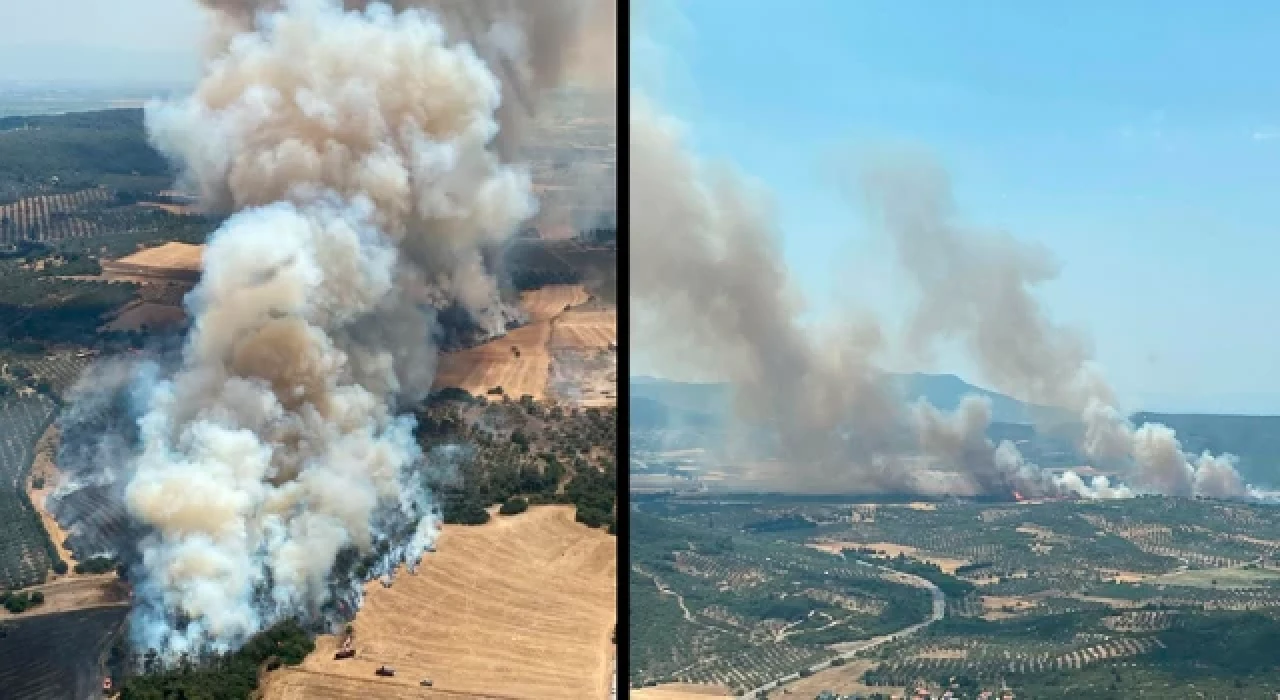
{"left": 119, "top": 620, "right": 314, "bottom": 700}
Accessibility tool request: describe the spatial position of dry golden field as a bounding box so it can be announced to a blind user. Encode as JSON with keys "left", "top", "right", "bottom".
{"left": 521, "top": 285, "right": 591, "bottom": 321}
{"left": 433, "top": 321, "right": 555, "bottom": 400}
{"left": 632, "top": 684, "right": 732, "bottom": 700}
{"left": 550, "top": 310, "right": 616, "bottom": 349}
{"left": 101, "top": 242, "right": 204, "bottom": 282}
{"left": 433, "top": 285, "right": 616, "bottom": 406}
{"left": 260, "top": 506, "right": 616, "bottom": 700}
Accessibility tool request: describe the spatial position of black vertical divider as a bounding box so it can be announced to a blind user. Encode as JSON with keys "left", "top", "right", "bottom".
{"left": 616, "top": 1, "right": 633, "bottom": 695}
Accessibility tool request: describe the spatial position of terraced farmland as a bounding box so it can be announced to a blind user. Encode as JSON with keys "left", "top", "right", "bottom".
{"left": 0, "top": 395, "right": 57, "bottom": 488}
{"left": 0, "top": 395, "right": 60, "bottom": 588}
{"left": 0, "top": 488, "right": 55, "bottom": 589}
{"left": 670, "top": 642, "right": 829, "bottom": 690}
{"left": 635, "top": 496, "right": 1280, "bottom": 698}
{"left": 864, "top": 635, "right": 1164, "bottom": 685}
{"left": 631, "top": 512, "right": 934, "bottom": 695}
{"left": 0, "top": 188, "right": 110, "bottom": 243}
{"left": 24, "top": 352, "right": 93, "bottom": 397}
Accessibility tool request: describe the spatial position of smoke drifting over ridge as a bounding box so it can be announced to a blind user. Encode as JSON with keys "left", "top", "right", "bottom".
{"left": 854, "top": 158, "right": 1252, "bottom": 501}
{"left": 631, "top": 97, "right": 1255, "bottom": 502}
{"left": 50, "top": 0, "right": 613, "bottom": 656}
{"left": 632, "top": 98, "right": 1031, "bottom": 497}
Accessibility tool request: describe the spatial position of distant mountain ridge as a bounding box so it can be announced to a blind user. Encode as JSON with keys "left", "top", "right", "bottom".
{"left": 629, "top": 372, "right": 1063, "bottom": 426}
{"left": 629, "top": 376, "right": 1280, "bottom": 488}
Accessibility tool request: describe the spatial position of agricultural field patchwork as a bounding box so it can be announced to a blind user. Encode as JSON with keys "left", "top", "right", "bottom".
{"left": 634, "top": 495, "right": 1280, "bottom": 698}
{"left": 0, "top": 187, "right": 110, "bottom": 243}
{"left": 631, "top": 510, "right": 935, "bottom": 695}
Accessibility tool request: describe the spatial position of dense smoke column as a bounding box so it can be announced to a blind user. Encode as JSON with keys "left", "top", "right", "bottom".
{"left": 195, "top": 0, "right": 617, "bottom": 158}
{"left": 47, "top": 0, "right": 562, "bottom": 657}
{"left": 632, "top": 93, "right": 1255, "bottom": 502}
{"left": 630, "top": 97, "right": 1039, "bottom": 497}
{"left": 854, "top": 156, "right": 1252, "bottom": 500}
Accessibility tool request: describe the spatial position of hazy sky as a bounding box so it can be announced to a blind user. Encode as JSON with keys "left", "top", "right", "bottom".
{"left": 0, "top": 0, "right": 206, "bottom": 84}
{"left": 633, "top": 0, "right": 1280, "bottom": 415}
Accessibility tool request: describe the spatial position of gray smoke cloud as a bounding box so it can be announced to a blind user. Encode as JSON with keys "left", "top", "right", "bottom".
{"left": 50, "top": 0, "right": 612, "bottom": 656}
{"left": 853, "top": 155, "right": 1254, "bottom": 501}
{"left": 631, "top": 98, "right": 1035, "bottom": 497}
{"left": 633, "top": 96, "right": 1255, "bottom": 503}
{"left": 195, "top": 0, "right": 616, "bottom": 158}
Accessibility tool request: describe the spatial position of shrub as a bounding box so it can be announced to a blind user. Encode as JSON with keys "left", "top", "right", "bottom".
{"left": 4, "top": 592, "right": 30, "bottom": 613}
{"left": 576, "top": 507, "right": 611, "bottom": 529}
{"left": 499, "top": 497, "right": 529, "bottom": 516}
{"left": 76, "top": 556, "right": 116, "bottom": 575}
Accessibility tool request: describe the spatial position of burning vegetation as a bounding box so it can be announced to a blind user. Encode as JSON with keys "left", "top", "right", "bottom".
{"left": 44, "top": 0, "right": 617, "bottom": 667}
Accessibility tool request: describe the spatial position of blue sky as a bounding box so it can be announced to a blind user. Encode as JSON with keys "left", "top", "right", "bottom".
{"left": 633, "top": 0, "right": 1280, "bottom": 414}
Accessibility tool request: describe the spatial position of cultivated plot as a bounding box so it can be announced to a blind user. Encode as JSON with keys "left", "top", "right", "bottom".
{"left": 261, "top": 506, "right": 616, "bottom": 700}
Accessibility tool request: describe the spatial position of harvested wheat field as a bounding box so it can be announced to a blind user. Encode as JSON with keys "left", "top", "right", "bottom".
{"left": 139, "top": 202, "right": 201, "bottom": 216}
{"left": 433, "top": 284, "right": 617, "bottom": 405}
{"left": 0, "top": 575, "right": 129, "bottom": 619}
{"left": 777, "top": 659, "right": 902, "bottom": 699}
{"left": 522, "top": 284, "right": 590, "bottom": 321}
{"left": 806, "top": 541, "right": 969, "bottom": 575}
{"left": 261, "top": 506, "right": 615, "bottom": 700}
{"left": 551, "top": 310, "right": 616, "bottom": 349}
{"left": 102, "top": 242, "right": 204, "bottom": 282}
{"left": 632, "top": 683, "right": 732, "bottom": 700}
{"left": 980, "top": 595, "right": 1039, "bottom": 620}
{"left": 433, "top": 321, "right": 553, "bottom": 400}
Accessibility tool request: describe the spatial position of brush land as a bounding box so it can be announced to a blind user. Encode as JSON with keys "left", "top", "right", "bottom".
{"left": 633, "top": 494, "right": 1280, "bottom": 699}
{"left": 415, "top": 391, "right": 617, "bottom": 532}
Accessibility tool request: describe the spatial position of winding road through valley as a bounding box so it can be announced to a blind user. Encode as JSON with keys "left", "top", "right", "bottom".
{"left": 737, "top": 560, "right": 946, "bottom": 699}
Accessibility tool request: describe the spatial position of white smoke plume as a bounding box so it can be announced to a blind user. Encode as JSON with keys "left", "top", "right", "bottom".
{"left": 49, "top": 0, "right": 607, "bottom": 656}
{"left": 632, "top": 97, "right": 1025, "bottom": 496}
{"left": 194, "top": 0, "right": 616, "bottom": 157}
{"left": 854, "top": 156, "right": 1256, "bottom": 501}
{"left": 1054, "top": 472, "right": 1134, "bottom": 500}
{"left": 911, "top": 396, "right": 1051, "bottom": 497}
{"left": 633, "top": 94, "right": 1258, "bottom": 503}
